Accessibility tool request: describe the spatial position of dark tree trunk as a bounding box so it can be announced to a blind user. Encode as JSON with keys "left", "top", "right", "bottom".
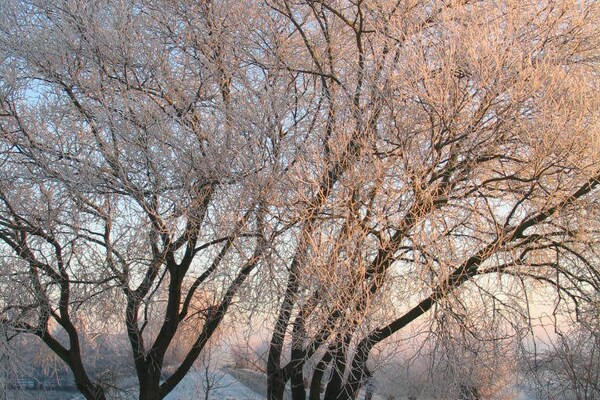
{"left": 40, "top": 328, "right": 106, "bottom": 400}
{"left": 324, "top": 334, "right": 354, "bottom": 400}
{"left": 323, "top": 348, "right": 345, "bottom": 399}
{"left": 268, "top": 258, "right": 301, "bottom": 400}
{"left": 268, "top": 370, "right": 288, "bottom": 400}
{"left": 290, "top": 348, "right": 307, "bottom": 400}
{"left": 342, "top": 341, "right": 372, "bottom": 400}
{"left": 138, "top": 362, "right": 163, "bottom": 400}
{"left": 309, "top": 351, "right": 332, "bottom": 400}
{"left": 139, "top": 382, "right": 162, "bottom": 400}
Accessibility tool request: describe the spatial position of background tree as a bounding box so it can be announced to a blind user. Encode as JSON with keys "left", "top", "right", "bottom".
{"left": 0, "top": 0, "right": 288, "bottom": 399}
{"left": 522, "top": 299, "right": 600, "bottom": 400}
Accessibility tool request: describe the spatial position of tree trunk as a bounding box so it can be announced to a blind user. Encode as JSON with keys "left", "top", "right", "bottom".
{"left": 76, "top": 383, "right": 106, "bottom": 400}
{"left": 138, "top": 366, "right": 162, "bottom": 400}
{"left": 323, "top": 358, "right": 344, "bottom": 400}
{"left": 309, "top": 351, "right": 332, "bottom": 400}
{"left": 342, "top": 341, "right": 371, "bottom": 400}
{"left": 324, "top": 335, "right": 351, "bottom": 400}
{"left": 290, "top": 348, "right": 307, "bottom": 400}
{"left": 268, "top": 370, "right": 288, "bottom": 400}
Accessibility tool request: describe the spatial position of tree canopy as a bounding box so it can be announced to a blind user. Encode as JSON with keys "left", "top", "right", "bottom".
{"left": 1, "top": 1, "right": 599, "bottom": 400}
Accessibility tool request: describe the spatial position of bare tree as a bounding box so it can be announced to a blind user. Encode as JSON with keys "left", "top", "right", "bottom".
{"left": 523, "top": 299, "right": 600, "bottom": 400}
{"left": 258, "top": 1, "right": 600, "bottom": 399}
{"left": 2, "top": 1, "right": 600, "bottom": 400}
{"left": 0, "top": 1, "right": 286, "bottom": 399}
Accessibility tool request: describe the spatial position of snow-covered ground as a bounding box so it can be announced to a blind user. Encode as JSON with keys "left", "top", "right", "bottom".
{"left": 65, "top": 369, "right": 266, "bottom": 400}
{"left": 165, "top": 369, "right": 265, "bottom": 400}
{"left": 61, "top": 369, "right": 535, "bottom": 400}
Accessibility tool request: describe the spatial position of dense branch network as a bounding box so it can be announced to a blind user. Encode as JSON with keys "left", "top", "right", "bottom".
{"left": 0, "top": 1, "right": 599, "bottom": 400}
